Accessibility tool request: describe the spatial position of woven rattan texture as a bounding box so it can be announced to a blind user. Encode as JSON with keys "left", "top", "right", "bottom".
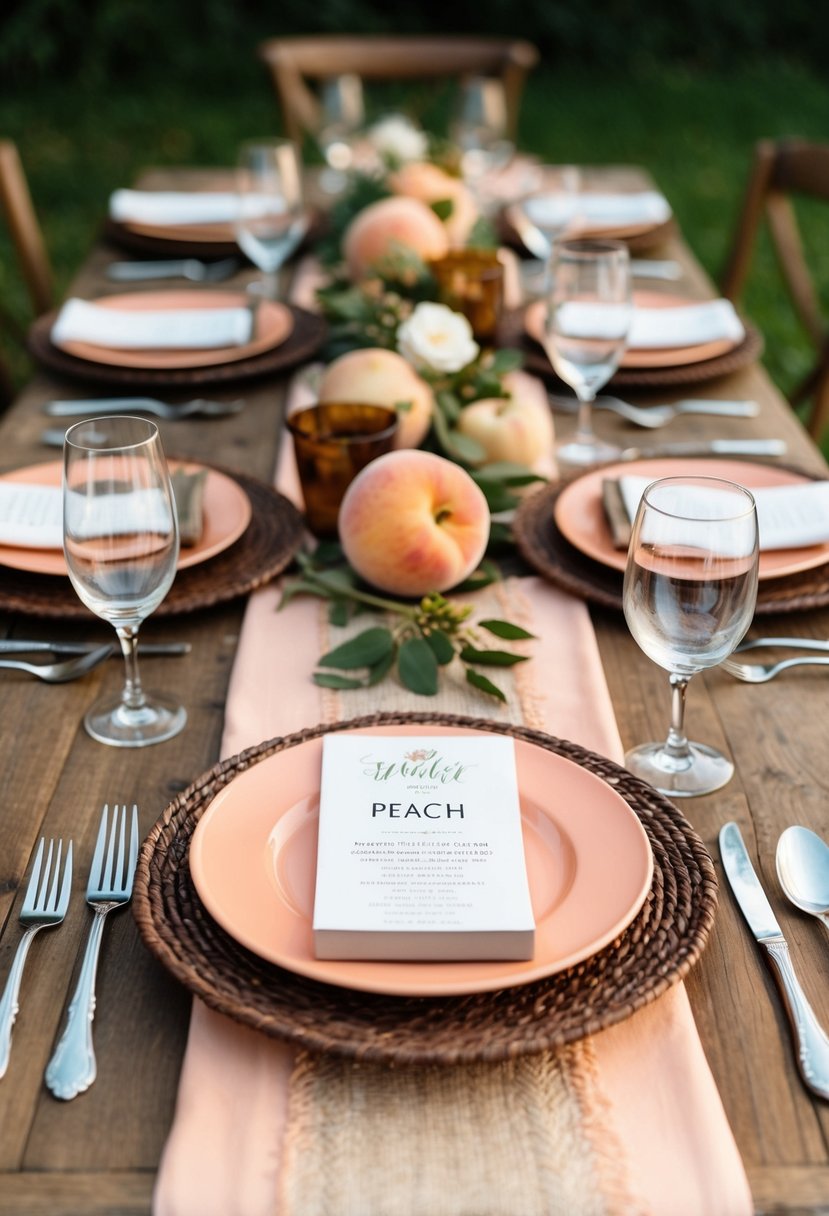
{"left": 0, "top": 467, "right": 303, "bottom": 619}
{"left": 133, "top": 712, "right": 718, "bottom": 1066}
{"left": 513, "top": 479, "right": 829, "bottom": 616}
{"left": 27, "top": 305, "right": 327, "bottom": 389}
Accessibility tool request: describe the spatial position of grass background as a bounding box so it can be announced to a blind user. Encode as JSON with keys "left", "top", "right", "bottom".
{"left": 1, "top": 56, "right": 827, "bottom": 432}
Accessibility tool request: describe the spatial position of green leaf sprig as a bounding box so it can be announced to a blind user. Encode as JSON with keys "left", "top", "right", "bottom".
{"left": 280, "top": 547, "right": 535, "bottom": 703}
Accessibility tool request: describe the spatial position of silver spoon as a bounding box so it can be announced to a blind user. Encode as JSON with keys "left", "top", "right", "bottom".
{"left": 777, "top": 826, "right": 829, "bottom": 934}
{"left": 0, "top": 644, "right": 115, "bottom": 683}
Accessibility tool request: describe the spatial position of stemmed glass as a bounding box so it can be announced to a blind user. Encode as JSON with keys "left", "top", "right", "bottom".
{"left": 62, "top": 416, "right": 186, "bottom": 748}
{"left": 450, "top": 77, "right": 514, "bottom": 214}
{"left": 317, "top": 74, "right": 365, "bottom": 194}
{"left": 512, "top": 165, "right": 581, "bottom": 264}
{"left": 235, "top": 138, "right": 307, "bottom": 299}
{"left": 542, "top": 237, "right": 632, "bottom": 469}
{"left": 623, "top": 475, "right": 759, "bottom": 796}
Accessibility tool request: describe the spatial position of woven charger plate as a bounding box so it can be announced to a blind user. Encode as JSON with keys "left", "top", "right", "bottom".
{"left": 499, "top": 309, "right": 764, "bottom": 390}
{"left": 101, "top": 210, "right": 327, "bottom": 261}
{"left": 0, "top": 465, "right": 303, "bottom": 619}
{"left": 133, "top": 711, "right": 717, "bottom": 1066}
{"left": 513, "top": 479, "right": 829, "bottom": 616}
{"left": 27, "top": 304, "right": 326, "bottom": 389}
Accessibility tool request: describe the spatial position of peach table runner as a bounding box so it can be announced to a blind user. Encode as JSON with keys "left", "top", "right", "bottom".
{"left": 153, "top": 260, "right": 752, "bottom": 1215}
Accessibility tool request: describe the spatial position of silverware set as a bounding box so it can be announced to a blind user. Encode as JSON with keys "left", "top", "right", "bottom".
{"left": 44, "top": 396, "right": 245, "bottom": 420}
{"left": 0, "top": 803, "right": 139, "bottom": 1096}
{"left": 723, "top": 636, "right": 829, "bottom": 683}
{"left": 548, "top": 393, "right": 760, "bottom": 429}
{"left": 0, "top": 639, "right": 189, "bottom": 682}
{"left": 720, "top": 822, "right": 829, "bottom": 1101}
{"left": 106, "top": 256, "right": 240, "bottom": 283}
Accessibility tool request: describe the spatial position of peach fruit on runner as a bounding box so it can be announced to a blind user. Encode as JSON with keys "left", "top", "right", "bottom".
{"left": 317, "top": 348, "right": 434, "bottom": 449}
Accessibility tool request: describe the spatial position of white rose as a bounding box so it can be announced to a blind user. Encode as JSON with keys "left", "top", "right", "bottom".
{"left": 368, "top": 114, "right": 429, "bottom": 164}
{"left": 397, "top": 302, "right": 480, "bottom": 374}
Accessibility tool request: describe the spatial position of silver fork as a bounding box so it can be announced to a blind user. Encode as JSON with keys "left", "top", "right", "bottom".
{"left": 0, "top": 838, "right": 73, "bottom": 1078}
{"left": 0, "top": 644, "right": 114, "bottom": 683}
{"left": 106, "top": 256, "right": 241, "bottom": 283}
{"left": 45, "top": 803, "right": 138, "bottom": 1100}
{"left": 45, "top": 397, "right": 245, "bottom": 420}
{"left": 549, "top": 393, "right": 759, "bottom": 429}
{"left": 722, "top": 656, "right": 829, "bottom": 683}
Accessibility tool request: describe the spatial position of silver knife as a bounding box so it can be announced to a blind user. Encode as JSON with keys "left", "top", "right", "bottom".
{"left": 719, "top": 821, "right": 829, "bottom": 1100}
{"left": 619, "top": 438, "right": 787, "bottom": 461}
{"left": 0, "top": 640, "right": 190, "bottom": 656}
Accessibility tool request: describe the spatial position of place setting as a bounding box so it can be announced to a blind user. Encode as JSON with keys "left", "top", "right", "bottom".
{"left": 0, "top": 418, "right": 303, "bottom": 622}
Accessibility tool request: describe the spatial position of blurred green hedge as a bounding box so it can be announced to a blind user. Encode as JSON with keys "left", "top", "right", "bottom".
{"left": 0, "top": 0, "right": 823, "bottom": 89}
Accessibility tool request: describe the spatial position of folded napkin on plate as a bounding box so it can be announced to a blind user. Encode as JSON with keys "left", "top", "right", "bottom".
{"left": 52, "top": 298, "right": 254, "bottom": 351}
{"left": 171, "top": 468, "right": 208, "bottom": 547}
{"left": 525, "top": 189, "right": 672, "bottom": 230}
{"left": 109, "top": 189, "right": 274, "bottom": 226}
{"left": 0, "top": 469, "right": 206, "bottom": 550}
{"left": 616, "top": 474, "right": 829, "bottom": 551}
{"left": 555, "top": 298, "right": 744, "bottom": 349}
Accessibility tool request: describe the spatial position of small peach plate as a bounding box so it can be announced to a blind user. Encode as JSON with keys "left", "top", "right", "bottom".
{"left": 124, "top": 219, "right": 235, "bottom": 244}
{"left": 554, "top": 458, "right": 829, "bottom": 582}
{"left": 51, "top": 290, "right": 294, "bottom": 371}
{"left": 189, "top": 724, "right": 654, "bottom": 998}
{"left": 524, "top": 292, "right": 740, "bottom": 370}
{"left": 0, "top": 460, "right": 251, "bottom": 576}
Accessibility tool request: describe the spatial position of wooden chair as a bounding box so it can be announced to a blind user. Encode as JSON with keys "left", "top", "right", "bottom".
{"left": 721, "top": 138, "right": 829, "bottom": 438}
{"left": 257, "top": 36, "right": 539, "bottom": 148}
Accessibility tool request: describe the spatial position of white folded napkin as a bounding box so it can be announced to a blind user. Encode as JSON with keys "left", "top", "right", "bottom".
{"left": 0, "top": 483, "right": 174, "bottom": 549}
{"left": 109, "top": 189, "right": 275, "bottom": 226}
{"left": 554, "top": 299, "right": 744, "bottom": 349}
{"left": 619, "top": 475, "right": 829, "bottom": 551}
{"left": 526, "top": 188, "right": 672, "bottom": 230}
{"left": 52, "top": 298, "right": 254, "bottom": 351}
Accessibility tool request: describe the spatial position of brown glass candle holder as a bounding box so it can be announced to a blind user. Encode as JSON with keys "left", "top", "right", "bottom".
{"left": 286, "top": 402, "right": 398, "bottom": 537}
{"left": 428, "top": 248, "right": 505, "bottom": 341}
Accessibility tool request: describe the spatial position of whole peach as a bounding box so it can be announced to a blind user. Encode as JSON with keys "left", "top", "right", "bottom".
{"left": 389, "top": 161, "right": 479, "bottom": 246}
{"left": 456, "top": 393, "right": 554, "bottom": 467}
{"left": 317, "top": 348, "right": 434, "bottom": 449}
{"left": 343, "top": 196, "right": 449, "bottom": 280}
{"left": 338, "top": 449, "right": 490, "bottom": 596}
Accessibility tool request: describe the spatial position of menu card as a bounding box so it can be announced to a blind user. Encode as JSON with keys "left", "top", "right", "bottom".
{"left": 313, "top": 734, "right": 535, "bottom": 961}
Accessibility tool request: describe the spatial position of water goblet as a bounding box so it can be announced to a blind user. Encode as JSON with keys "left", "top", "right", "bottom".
{"left": 317, "top": 74, "right": 365, "bottom": 194}
{"left": 450, "top": 76, "right": 514, "bottom": 214}
{"left": 62, "top": 416, "right": 186, "bottom": 748}
{"left": 623, "top": 475, "right": 759, "bottom": 796}
{"left": 511, "top": 165, "right": 581, "bottom": 266}
{"left": 235, "top": 138, "right": 308, "bottom": 299}
{"left": 542, "top": 237, "right": 632, "bottom": 469}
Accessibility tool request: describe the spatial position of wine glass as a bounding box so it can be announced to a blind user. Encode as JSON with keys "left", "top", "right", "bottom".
{"left": 623, "top": 475, "right": 759, "bottom": 796}
{"left": 511, "top": 165, "right": 581, "bottom": 279}
{"left": 542, "top": 237, "right": 632, "bottom": 469}
{"left": 62, "top": 416, "right": 186, "bottom": 748}
{"left": 450, "top": 77, "right": 514, "bottom": 214}
{"left": 317, "top": 74, "right": 365, "bottom": 194}
{"left": 235, "top": 138, "right": 308, "bottom": 299}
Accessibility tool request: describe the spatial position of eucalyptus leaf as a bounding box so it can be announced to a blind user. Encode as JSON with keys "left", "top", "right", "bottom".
{"left": 435, "top": 389, "right": 461, "bottom": 424}
{"left": 424, "top": 629, "right": 456, "bottom": 665}
{"left": 366, "top": 647, "right": 397, "bottom": 686}
{"left": 486, "top": 520, "right": 514, "bottom": 551}
{"left": 478, "top": 619, "right": 536, "bottom": 641}
{"left": 475, "top": 481, "right": 519, "bottom": 514}
{"left": 459, "top": 645, "right": 529, "bottom": 667}
{"left": 431, "top": 407, "right": 487, "bottom": 464}
{"left": 465, "top": 668, "right": 507, "bottom": 702}
{"left": 398, "top": 637, "right": 439, "bottom": 695}
{"left": 278, "top": 578, "right": 330, "bottom": 609}
{"left": 452, "top": 563, "right": 500, "bottom": 593}
{"left": 319, "top": 627, "right": 394, "bottom": 670}
{"left": 488, "top": 348, "right": 524, "bottom": 374}
{"left": 312, "top": 539, "right": 346, "bottom": 566}
{"left": 313, "top": 672, "right": 366, "bottom": 690}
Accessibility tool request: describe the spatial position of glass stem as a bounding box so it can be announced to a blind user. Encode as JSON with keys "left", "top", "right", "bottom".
{"left": 116, "top": 626, "right": 146, "bottom": 712}
{"left": 575, "top": 393, "right": 596, "bottom": 445}
{"left": 664, "top": 673, "right": 692, "bottom": 762}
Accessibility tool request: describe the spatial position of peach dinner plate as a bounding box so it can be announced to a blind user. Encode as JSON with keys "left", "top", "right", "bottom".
{"left": 124, "top": 219, "right": 235, "bottom": 243}
{"left": 554, "top": 457, "right": 829, "bottom": 582}
{"left": 0, "top": 460, "right": 251, "bottom": 577}
{"left": 51, "top": 290, "right": 294, "bottom": 371}
{"left": 188, "top": 724, "right": 654, "bottom": 998}
{"left": 524, "top": 292, "right": 740, "bottom": 370}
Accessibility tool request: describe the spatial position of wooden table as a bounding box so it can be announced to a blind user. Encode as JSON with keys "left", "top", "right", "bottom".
{"left": 1, "top": 169, "right": 828, "bottom": 1216}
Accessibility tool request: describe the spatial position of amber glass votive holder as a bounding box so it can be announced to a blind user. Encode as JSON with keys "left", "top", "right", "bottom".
{"left": 429, "top": 248, "right": 505, "bottom": 341}
{"left": 286, "top": 402, "right": 398, "bottom": 537}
